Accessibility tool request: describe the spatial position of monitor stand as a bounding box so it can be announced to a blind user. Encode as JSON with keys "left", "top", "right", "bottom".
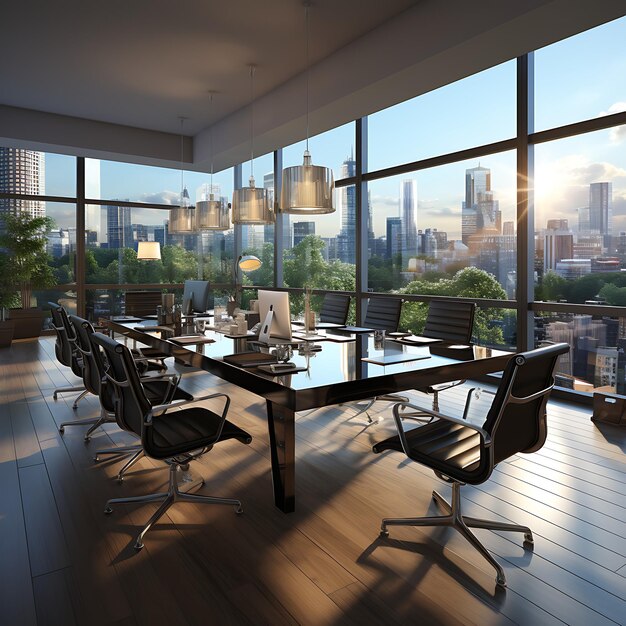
{"left": 258, "top": 306, "right": 274, "bottom": 345}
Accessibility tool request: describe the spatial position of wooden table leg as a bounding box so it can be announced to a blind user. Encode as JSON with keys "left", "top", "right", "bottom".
{"left": 266, "top": 400, "right": 295, "bottom": 513}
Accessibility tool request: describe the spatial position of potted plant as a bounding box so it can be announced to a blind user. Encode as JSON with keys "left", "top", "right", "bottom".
{"left": 0, "top": 212, "right": 56, "bottom": 341}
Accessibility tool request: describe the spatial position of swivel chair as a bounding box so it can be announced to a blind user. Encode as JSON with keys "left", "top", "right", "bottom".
{"left": 48, "top": 302, "right": 88, "bottom": 407}
{"left": 347, "top": 297, "right": 406, "bottom": 423}
{"left": 373, "top": 342, "right": 569, "bottom": 587}
{"left": 92, "top": 333, "right": 252, "bottom": 550}
{"left": 319, "top": 293, "right": 350, "bottom": 326}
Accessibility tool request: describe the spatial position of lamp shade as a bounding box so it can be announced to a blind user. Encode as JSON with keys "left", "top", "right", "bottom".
{"left": 280, "top": 150, "right": 335, "bottom": 214}
{"left": 137, "top": 241, "right": 161, "bottom": 260}
{"left": 196, "top": 196, "right": 230, "bottom": 230}
{"left": 232, "top": 176, "right": 273, "bottom": 225}
{"left": 238, "top": 254, "right": 262, "bottom": 272}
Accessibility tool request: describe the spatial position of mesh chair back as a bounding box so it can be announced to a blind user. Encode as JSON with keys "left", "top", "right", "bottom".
{"left": 423, "top": 300, "right": 476, "bottom": 343}
{"left": 319, "top": 293, "right": 350, "bottom": 325}
{"left": 183, "top": 280, "right": 212, "bottom": 314}
{"left": 48, "top": 302, "right": 82, "bottom": 376}
{"left": 484, "top": 342, "right": 569, "bottom": 465}
{"left": 91, "top": 333, "right": 151, "bottom": 437}
{"left": 124, "top": 291, "right": 162, "bottom": 317}
{"left": 364, "top": 297, "right": 402, "bottom": 331}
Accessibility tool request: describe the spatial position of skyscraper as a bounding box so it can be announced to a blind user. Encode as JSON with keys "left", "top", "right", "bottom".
{"left": 589, "top": 181, "right": 612, "bottom": 245}
{"left": 400, "top": 179, "right": 417, "bottom": 256}
{"left": 462, "top": 165, "right": 491, "bottom": 244}
{"left": 0, "top": 147, "right": 45, "bottom": 219}
{"left": 293, "top": 221, "right": 315, "bottom": 246}
{"left": 386, "top": 216, "right": 402, "bottom": 260}
{"left": 337, "top": 153, "right": 356, "bottom": 264}
{"left": 85, "top": 158, "right": 101, "bottom": 243}
{"left": 106, "top": 204, "right": 132, "bottom": 249}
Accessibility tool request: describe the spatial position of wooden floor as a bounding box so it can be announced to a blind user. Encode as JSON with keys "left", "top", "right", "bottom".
{"left": 1, "top": 338, "right": 625, "bottom": 626}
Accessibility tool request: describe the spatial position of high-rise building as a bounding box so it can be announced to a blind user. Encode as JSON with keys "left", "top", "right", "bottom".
{"left": 106, "top": 203, "right": 132, "bottom": 249}
{"left": 0, "top": 147, "right": 45, "bottom": 219}
{"left": 544, "top": 219, "right": 574, "bottom": 272}
{"left": 462, "top": 165, "right": 494, "bottom": 244}
{"left": 578, "top": 206, "right": 591, "bottom": 233}
{"left": 386, "top": 217, "right": 402, "bottom": 260}
{"left": 293, "top": 221, "right": 315, "bottom": 246}
{"left": 400, "top": 179, "right": 417, "bottom": 256}
{"left": 589, "top": 181, "right": 612, "bottom": 247}
{"left": 337, "top": 154, "right": 356, "bottom": 264}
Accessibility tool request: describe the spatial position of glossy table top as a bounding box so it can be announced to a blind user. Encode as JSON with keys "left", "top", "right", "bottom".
{"left": 107, "top": 320, "right": 513, "bottom": 412}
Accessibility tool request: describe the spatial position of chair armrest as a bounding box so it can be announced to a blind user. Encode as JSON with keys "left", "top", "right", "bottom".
{"left": 461, "top": 386, "right": 496, "bottom": 420}
{"left": 392, "top": 401, "right": 492, "bottom": 452}
{"left": 150, "top": 392, "right": 230, "bottom": 417}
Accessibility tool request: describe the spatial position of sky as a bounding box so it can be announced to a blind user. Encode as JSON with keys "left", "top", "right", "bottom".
{"left": 40, "top": 15, "right": 626, "bottom": 242}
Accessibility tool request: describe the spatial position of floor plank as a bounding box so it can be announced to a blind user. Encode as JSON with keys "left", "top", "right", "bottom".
{"left": 2, "top": 337, "right": 626, "bottom": 626}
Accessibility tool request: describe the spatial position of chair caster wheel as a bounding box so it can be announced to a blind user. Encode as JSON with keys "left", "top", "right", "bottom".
{"left": 134, "top": 540, "right": 144, "bottom": 551}
{"left": 235, "top": 505, "right": 244, "bottom": 514}
{"left": 58, "top": 426, "right": 64, "bottom": 434}
{"left": 84, "top": 436, "right": 91, "bottom": 443}
{"left": 117, "top": 476, "right": 124, "bottom": 484}
{"left": 496, "top": 573, "right": 507, "bottom": 587}
{"left": 104, "top": 507, "right": 113, "bottom": 515}
{"left": 379, "top": 528, "right": 389, "bottom": 538}
{"left": 523, "top": 532, "right": 534, "bottom": 546}
{"left": 93, "top": 456, "right": 100, "bottom": 462}
{"left": 53, "top": 393, "right": 58, "bottom": 400}
{"left": 72, "top": 404, "right": 78, "bottom": 410}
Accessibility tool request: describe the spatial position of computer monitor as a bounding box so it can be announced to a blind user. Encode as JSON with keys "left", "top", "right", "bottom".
{"left": 258, "top": 290, "right": 292, "bottom": 342}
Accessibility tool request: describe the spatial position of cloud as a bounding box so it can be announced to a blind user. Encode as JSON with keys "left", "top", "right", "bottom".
{"left": 570, "top": 161, "right": 626, "bottom": 184}
{"left": 139, "top": 190, "right": 180, "bottom": 205}
{"left": 599, "top": 103, "right": 626, "bottom": 143}
{"left": 426, "top": 206, "right": 457, "bottom": 217}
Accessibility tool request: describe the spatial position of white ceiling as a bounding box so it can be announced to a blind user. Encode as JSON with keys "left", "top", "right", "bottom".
{"left": 1, "top": 0, "right": 625, "bottom": 171}
{"left": 0, "top": 0, "right": 416, "bottom": 135}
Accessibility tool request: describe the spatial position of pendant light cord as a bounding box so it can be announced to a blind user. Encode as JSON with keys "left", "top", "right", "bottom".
{"left": 305, "top": 2, "right": 310, "bottom": 152}
{"left": 249, "top": 64, "right": 255, "bottom": 180}
{"left": 179, "top": 116, "right": 185, "bottom": 205}
{"left": 208, "top": 93, "right": 214, "bottom": 192}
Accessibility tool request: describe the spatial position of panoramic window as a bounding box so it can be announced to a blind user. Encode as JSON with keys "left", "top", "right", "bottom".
{"left": 535, "top": 15, "right": 626, "bottom": 132}
{"left": 367, "top": 61, "right": 515, "bottom": 172}
{"left": 368, "top": 151, "right": 517, "bottom": 300}
{"left": 534, "top": 125, "right": 626, "bottom": 304}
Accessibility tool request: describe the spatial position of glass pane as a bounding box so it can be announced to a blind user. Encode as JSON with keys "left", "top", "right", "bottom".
{"left": 85, "top": 204, "right": 200, "bottom": 284}
{"left": 535, "top": 16, "right": 626, "bottom": 132}
{"left": 534, "top": 126, "right": 626, "bottom": 302}
{"left": 0, "top": 146, "right": 75, "bottom": 198}
{"left": 368, "top": 61, "right": 515, "bottom": 172}
{"left": 535, "top": 309, "right": 626, "bottom": 395}
{"left": 88, "top": 158, "right": 183, "bottom": 204}
{"left": 368, "top": 152, "right": 516, "bottom": 297}
{"left": 0, "top": 201, "right": 76, "bottom": 301}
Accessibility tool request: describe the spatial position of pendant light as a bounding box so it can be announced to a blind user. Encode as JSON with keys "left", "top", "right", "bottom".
{"left": 232, "top": 65, "right": 273, "bottom": 225}
{"left": 280, "top": 2, "right": 334, "bottom": 214}
{"left": 196, "top": 93, "right": 230, "bottom": 230}
{"left": 169, "top": 116, "right": 196, "bottom": 233}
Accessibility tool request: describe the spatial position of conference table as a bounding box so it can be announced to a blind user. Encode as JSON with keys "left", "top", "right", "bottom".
{"left": 106, "top": 319, "right": 513, "bottom": 513}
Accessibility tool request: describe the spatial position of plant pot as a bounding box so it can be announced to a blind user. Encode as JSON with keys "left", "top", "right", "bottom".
{"left": 10, "top": 307, "right": 44, "bottom": 339}
{"left": 0, "top": 320, "right": 14, "bottom": 348}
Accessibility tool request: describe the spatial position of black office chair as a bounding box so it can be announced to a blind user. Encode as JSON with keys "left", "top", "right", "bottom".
{"left": 319, "top": 293, "right": 350, "bottom": 325}
{"left": 91, "top": 332, "right": 252, "bottom": 550}
{"left": 412, "top": 300, "right": 476, "bottom": 416}
{"left": 363, "top": 296, "right": 402, "bottom": 331}
{"left": 48, "top": 302, "right": 88, "bottom": 407}
{"left": 373, "top": 342, "right": 569, "bottom": 587}
{"left": 346, "top": 297, "right": 406, "bottom": 423}
{"left": 182, "top": 280, "right": 212, "bottom": 314}
{"left": 64, "top": 315, "right": 194, "bottom": 480}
